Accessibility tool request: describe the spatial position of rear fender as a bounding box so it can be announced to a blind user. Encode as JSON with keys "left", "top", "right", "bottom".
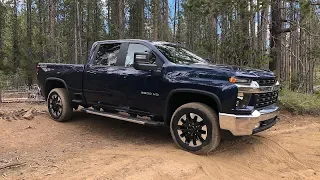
{"left": 45, "top": 78, "right": 69, "bottom": 100}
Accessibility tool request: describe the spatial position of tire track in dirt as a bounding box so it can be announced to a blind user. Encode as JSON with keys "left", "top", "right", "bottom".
{"left": 253, "top": 136, "right": 308, "bottom": 170}
{"left": 54, "top": 149, "right": 208, "bottom": 180}
{"left": 251, "top": 135, "right": 319, "bottom": 179}
{"left": 268, "top": 123, "right": 320, "bottom": 136}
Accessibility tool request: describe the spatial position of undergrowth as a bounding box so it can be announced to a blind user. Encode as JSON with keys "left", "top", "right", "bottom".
{"left": 279, "top": 88, "right": 320, "bottom": 115}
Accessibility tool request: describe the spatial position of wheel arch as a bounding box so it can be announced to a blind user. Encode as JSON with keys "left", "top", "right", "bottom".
{"left": 45, "top": 78, "right": 69, "bottom": 100}
{"left": 164, "top": 89, "right": 222, "bottom": 126}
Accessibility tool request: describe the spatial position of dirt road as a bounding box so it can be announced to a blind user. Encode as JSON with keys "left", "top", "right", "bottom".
{"left": 0, "top": 103, "right": 320, "bottom": 180}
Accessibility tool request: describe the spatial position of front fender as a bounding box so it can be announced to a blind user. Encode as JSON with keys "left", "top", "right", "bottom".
{"left": 166, "top": 89, "right": 222, "bottom": 112}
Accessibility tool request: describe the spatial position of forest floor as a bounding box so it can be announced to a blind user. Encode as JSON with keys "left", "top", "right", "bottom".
{"left": 0, "top": 103, "right": 320, "bottom": 180}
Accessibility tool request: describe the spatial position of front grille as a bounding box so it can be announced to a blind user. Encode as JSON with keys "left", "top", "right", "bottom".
{"left": 254, "top": 91, "right": 279, "bottom": 108}
{"left": 256, "top": 79, "right": 276, "bottom": 86}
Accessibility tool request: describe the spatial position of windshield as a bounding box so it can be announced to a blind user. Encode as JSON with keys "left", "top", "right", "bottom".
{"left": 155, "top": 43, "right": 207, "bottom": 65}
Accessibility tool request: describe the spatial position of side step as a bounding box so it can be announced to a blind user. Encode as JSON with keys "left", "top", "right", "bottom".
{"left": 72, "top": 100, "right": 84, "bottom": 104}
{"left": 81, "top": 108, "right": 165, "bottom": 127}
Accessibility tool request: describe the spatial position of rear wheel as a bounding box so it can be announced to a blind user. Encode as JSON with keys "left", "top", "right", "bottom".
{"left": 170, "top": 103, "right": 221, "bottom": 155}
{"left": 47, "top": 88, "right": 73, "bottom": 122}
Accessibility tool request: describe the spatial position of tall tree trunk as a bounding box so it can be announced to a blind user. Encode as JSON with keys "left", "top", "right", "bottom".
{"left": 129, "top": 0, "right": 145, "bottom": 39}
{"left": 161, "top": 0, "right": 169, "bottom": 41}
{"left": 0, "top": 1, "right": 4, "bottom": 68}
{"left": 49, "top": 0, "right": 55, "bottom": 40}
{"left": 250, "top": 0, "right": 255, "bottom": 65}
{"left": 27, "top": 0, "right": 33, "bottom": 87}
{"left": 107, "top": 0, "right": 111, "bottom": 38}
{"left": 12, "top": 0, "right": 19, "bottom": 72}
{"left": 176, "top": 0, "right": 181, "bottom": 43}
{"left": 86, "top": 0, "right": 91, "bottom": 61}
{"left": 94, "top": 0, "right": 99, "bottom": 41}
{"left": 239, "top": 0, "right": 249, "bottom": 66}
{"left": 74, "top": 0, "right": 78, "bottom": 64}
{"left": 209, "top": 14, "right": 216, "bottom": 63}
{"left": 119, "top": 0, "right": 125, "bottom": 39}
{"left": 270, "top": 0, "right": 281, "bottom": 77}
{"left": 37, "top": 0, "right": 45, "bottom": 62}
{"left": 173, "top": 0, "right": 177, "bottom": 42}
{"left": 110, "top": 0, "right": 119, "bottom": 39}
{"left": 186, "top": 9, "right": 194, "bottom": 51}
{"left": 49, "top": 0, "right": 56, "bottom": 62}
{"left": 153, "top": 0, "right": 159, "bottom": 40}
{"left": 76, "top": 0, "right": 82, "bottom": 63}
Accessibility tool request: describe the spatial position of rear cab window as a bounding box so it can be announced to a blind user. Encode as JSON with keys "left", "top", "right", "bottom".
{"left": 93, "top": 43, "right": 121, "bottom": 66}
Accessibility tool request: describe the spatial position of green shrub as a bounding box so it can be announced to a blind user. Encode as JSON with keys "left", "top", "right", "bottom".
{"left": 279, "top": 88, "right": 320, "bottom": 115}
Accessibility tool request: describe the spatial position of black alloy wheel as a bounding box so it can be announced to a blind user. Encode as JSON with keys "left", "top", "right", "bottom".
{"left": 48, "top": 92, "right": 63, "bottom": 119}
{"left": 176, "top": 113, "right": 208, "bottom": 148}
{"left": 47, "top": 88, "right": 73, "bottom": 122}
{"left": 170, "top": 103, "right": 221, "bottom": 154}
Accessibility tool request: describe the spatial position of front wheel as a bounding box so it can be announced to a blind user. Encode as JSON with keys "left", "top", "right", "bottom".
{"left": 170, "top": 103, "right": 221, "bottom": 155}
{"left": 47, "top": 88, "right": 73, "bottom": 122}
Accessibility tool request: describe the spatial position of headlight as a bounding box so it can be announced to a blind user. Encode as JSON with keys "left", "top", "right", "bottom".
{"left": 229, "top": 77, "right": 252, "bottom": 84}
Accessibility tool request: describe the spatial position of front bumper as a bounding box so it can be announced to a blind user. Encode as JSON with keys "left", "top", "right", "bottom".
{"left": 219, "top": 105, "right": 279, "bottom": 136}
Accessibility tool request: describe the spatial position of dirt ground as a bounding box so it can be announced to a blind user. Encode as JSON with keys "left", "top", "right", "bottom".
{"left": 0, "top": 103, "right": 320, "bottom": 180}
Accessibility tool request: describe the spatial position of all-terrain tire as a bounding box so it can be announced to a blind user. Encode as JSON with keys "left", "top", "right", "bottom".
{"left": 170, "top": 102, "right": 221, "bottom": 155}
{"left": 47, "top": 88, "right": 73, "bottom": 122}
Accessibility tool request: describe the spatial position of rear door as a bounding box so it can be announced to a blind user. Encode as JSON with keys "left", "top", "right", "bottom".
{"left": 83, "top": 42, "right": 127, "bottom": 107}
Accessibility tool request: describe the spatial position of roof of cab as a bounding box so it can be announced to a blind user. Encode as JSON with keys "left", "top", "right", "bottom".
{"left": 95, "top": 39, "right": 173, "bottom": 45}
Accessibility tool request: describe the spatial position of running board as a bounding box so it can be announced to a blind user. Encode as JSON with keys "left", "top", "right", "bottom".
{"left": 81, "top": 108, "right": 165, "bottom": 127}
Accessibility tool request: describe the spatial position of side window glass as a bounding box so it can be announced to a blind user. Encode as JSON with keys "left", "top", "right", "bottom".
{"left": 125, "top": 44, "right": 151, "bottom": 67}
{"left": 94, "top": 43, "right": 121, "bottom": 66}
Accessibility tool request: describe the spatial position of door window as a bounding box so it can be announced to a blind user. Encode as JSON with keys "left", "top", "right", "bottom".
{"left": 125, "top": 44, "right": 152, "bottom": 67}
{"left": 94, "top": 43, "right": 121, "bottom": 66}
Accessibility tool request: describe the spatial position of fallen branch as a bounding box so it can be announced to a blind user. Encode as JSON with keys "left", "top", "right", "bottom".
{"left": 0, "top": 162, "right": 26, "bottom": 170}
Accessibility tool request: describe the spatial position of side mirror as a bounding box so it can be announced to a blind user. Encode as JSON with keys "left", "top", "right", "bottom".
{"left": 133, "top": 52, "right": 158, "bottom": 71}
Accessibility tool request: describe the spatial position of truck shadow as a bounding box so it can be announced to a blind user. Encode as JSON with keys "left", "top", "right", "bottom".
{"left": 69, "top": 111, "right": 172, "bottom": 146}
{"left": 67, "top": 111, "right": 261, "bottom": 155}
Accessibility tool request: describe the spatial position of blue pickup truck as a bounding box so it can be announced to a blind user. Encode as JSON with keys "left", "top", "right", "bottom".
{"left": 37, "top": 39, "right": 280, "bottom": 154}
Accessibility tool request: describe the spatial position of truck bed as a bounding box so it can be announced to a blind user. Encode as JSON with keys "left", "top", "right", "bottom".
{"left": 37, "top": 63, "right": 85, "bottom": 99}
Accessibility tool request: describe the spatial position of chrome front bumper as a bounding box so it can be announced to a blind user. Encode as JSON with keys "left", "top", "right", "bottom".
{"left": 219, "top": 105, "right": 279, "bottom": 136}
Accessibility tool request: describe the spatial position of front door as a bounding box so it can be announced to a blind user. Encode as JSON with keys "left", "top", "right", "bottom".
{"left": 83, "top": 42, "right": 126, "bottom": 107}
{"left": 116, "top": 43, "right": 164, "bottom": 115}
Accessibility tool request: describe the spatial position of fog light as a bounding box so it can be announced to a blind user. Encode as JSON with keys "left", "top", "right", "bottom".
{"left": 238, "top": 92, "right": 244, "bottom": 99}
{"left": 236, "top": 92, "right": 245, "bottom": 107}
{"left": 236, "top": 93, "right": 252, "bottom": 108}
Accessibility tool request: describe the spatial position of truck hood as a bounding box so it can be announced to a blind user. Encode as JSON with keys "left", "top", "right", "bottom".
{"left": 188, "top": 63, "right": 276, "bottom": 79}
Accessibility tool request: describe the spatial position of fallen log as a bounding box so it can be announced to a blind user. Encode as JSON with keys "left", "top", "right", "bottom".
{"left": 1, "top": 98, "right": 45, "bottom": 103}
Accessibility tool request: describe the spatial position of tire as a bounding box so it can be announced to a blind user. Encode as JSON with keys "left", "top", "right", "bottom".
{"left": 170, "top": 103, "right": 221, "bottom": 155}
{"left": 47, "top": 88, "right": 73, "bottom": 122}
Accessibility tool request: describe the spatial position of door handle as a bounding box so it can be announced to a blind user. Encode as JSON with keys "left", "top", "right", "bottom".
{"left": 87, "top": 71, "right": 97, "bottom": 75}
